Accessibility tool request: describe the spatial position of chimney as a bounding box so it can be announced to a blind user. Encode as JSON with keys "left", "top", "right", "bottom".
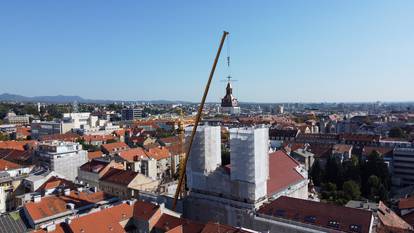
{"left": 33, "top": 195, "right": 41, "bottom": 203}
{"left": 66, "top": 203, "right": 75, "bottom": 210}
{"left": 126, "top": 199, "right": 136, "bottom": 206}
{"left": 46, "top": 224, "right": 56, "bottom": 232}
{"left": 64, "top": 188, "right": 70, "bottom": 196}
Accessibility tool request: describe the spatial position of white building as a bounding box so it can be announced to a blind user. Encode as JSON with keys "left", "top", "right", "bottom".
{"left": 229, "top": 127, "right": 269, "bottom": 202}
{"left": 184, "top": 126, "right": 308, "bottom": 227}
{"left": 37, "top": 141, "right": 88, "bottom": 181}
{"left": 3, "top": 112, "right": 29, "bottom": 125}
{"left": 63, "top": 112, "right": 92, "bottom": 129}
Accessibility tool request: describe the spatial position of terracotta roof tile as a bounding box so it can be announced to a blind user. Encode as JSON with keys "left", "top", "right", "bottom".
{"left": 133, "top": 200, "right": 160, "bottom": 221}
{"left": 377, "top": 201, "right": 413, "bottom": 232}
{"left": 69, "top": 203, "right": 133, "bottom": 233}
{"left": 24, "top": 191, "right": 111, "bottom": 222}
{"left": 87, "top": 151, "right": 103, "bottom": 160}
{"left": 0, "top": 159, "right": 21, "bottom": 171}
{"left": 267, "top": 151, "right": 305, "bottom": 195}
{"left": 118, "top": 148, "right": 146, "bottom": 162}
{"left": 36, "top": 176, "right": 75, "bottom": 192}
{"left": 258, "top": 196, "right": 373, "bottom": 233}
{"left": 101, "top": 142, "right": 129, "bottom": 153}
{"left": 144, "top": 147, "right": 171, "bottom": 160}
{"left": 82, "top": 134, "right": 115, "bottom": 143}
{"left": 0, "top": 140, "right": 35, "bottom": 151}
{"left": 100, "top": 168, "right": 138, "bottom": 186}
{"left": 399, "top": 196, "right": 414, "bottom": 210}
{"left": 201, "top": 222, "right": 251, "bottom": 233}
{"left": 39, "top": 133, "right": 80, "bottom": 142}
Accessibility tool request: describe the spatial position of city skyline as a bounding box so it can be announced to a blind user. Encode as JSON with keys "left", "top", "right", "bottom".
{"left": 1, "top": 1, "right": 414, "bottom": 102}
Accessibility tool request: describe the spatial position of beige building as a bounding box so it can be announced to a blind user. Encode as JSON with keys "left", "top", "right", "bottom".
{"left": 99, "top": 168, "right": 158, "bottom": 199}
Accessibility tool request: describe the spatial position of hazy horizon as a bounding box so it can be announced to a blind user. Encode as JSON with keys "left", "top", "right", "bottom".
{"left": 1, "top": 1, "right": 414, "bottom": 103}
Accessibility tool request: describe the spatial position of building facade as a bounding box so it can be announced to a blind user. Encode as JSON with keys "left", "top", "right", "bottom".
{"left": 37, "top": 141, "right": 88, "bottom": 181}
{"left": 121, "top": 108, "right": 143, "bottom": 121}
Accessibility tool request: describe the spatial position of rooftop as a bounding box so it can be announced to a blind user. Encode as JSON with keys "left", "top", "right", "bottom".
{"left": 267, "top": 151, "right": 306, "bottom": 196}
{"left": 258, "top": 196, "right": 373, "bottom": 233}
{"left": 100, "top": 168, "right": 138, "bottom": 186}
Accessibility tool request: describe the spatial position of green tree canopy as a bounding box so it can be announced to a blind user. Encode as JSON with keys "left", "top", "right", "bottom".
{"left": 343, "top": 180, "right": 361, "bottom": 200}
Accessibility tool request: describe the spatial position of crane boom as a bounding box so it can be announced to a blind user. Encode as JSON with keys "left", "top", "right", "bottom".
{"left": 172, "top": 31, "right": 229, "bottom": 210}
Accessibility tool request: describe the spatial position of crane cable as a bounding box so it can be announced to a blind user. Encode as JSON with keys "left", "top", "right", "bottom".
{"left": 172, "top": 31, "right": 229, "bottom": 210}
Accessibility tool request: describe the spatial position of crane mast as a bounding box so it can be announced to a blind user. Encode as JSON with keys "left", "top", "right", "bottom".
{"left": 172, "top": 31, "right": 229, "bottom": 210}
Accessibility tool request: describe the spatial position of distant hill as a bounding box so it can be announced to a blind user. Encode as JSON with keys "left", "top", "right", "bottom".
{"left": 0, "top": 93, "right": 191, "bottom": 104}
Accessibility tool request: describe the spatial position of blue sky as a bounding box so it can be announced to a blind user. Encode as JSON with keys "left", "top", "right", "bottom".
{"left": 1, "top": 1, "right": 414, "bottom": 102}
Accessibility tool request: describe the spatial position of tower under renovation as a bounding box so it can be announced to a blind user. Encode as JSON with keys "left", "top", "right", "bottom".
{"left": 184, "top": 125, "right": 307, "bottom": 228}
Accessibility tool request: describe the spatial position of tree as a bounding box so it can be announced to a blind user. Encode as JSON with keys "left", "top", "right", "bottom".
{"left": 367, "top": 175, "right": 380, "bottom": 200}
{"left": 343, "top": 180, "right": 361, "bottom": 200}
{"left": 0, "top": 133, "right": 9, "bottom": 141}
{"left": 324, "top": 155, "right": 344, "bottom": 188}
{"left": 310, "top": 159, "right": 323, "bottom": 186}
{"left": 221, "top": 145, "right": 230, "bottom": 166}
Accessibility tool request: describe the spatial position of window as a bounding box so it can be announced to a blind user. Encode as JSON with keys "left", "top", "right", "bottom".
{"left": 304, "top": 216, "right": 316, "bottom": 223}
{"left": 275, "top": 209, "right": 285, "bottom": 217}
{"left": 328, "top": 220, "right": 340, "bottom": 229}
{"left": 349, "top": 224, "right": 361, "bottom": 233}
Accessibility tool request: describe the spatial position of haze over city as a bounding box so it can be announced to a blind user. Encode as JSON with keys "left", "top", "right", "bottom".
{"left": 1, "top": 1, "right": 414, "bottom": 102}
{"left": 3, "top": 2, "right": 414, "bottom": 233}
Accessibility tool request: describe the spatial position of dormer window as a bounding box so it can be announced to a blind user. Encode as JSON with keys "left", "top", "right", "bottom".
{"left": 349, "top": 224, "right": 362, "bottom": 233}
{"left": 304, "top": 215, "right": 316, "bottom": 223}
{"left": 275, "top": 209, "right": 285, "bottom": 217}
{"left": 328, "top": 220, "right": 340, "bottom": 229}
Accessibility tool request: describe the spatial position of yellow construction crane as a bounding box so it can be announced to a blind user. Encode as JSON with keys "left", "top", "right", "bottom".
{"left": 172, "top": 31, "right": 229, "bottom": 210}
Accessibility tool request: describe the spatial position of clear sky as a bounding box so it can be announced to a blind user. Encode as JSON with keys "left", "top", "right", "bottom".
{"left": 1, "top": 1, "right": 414, "bottom": 103}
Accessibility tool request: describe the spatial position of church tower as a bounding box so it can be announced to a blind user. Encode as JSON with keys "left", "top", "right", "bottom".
{"left": 221, "top": 77, "right": 241, "bottom": 115}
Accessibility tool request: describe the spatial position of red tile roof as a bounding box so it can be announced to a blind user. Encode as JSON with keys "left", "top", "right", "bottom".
{"left": 79, "top": 159, "right": 109, "bottom": 173}
{"left": 118, "top": 148, "right": 147, "bottom": 162}
{"left": 101, "top": 142, "right": 129, "bottom": 153}
{"left": 87, "top": 151, "right": 103, "bottom": 160}
{"left": 200, "top": 222, "right": 251, "bottom": 233}
{"left": 0, "top": 140, "right": 35, "bottom": 151}
{"left": 100, "top": 168, "right": 138, "bottom": 186}
{"left": 258, "top": 196, "right": 373, "bottom": 233}
{"left": 377, "top": 201, "right": 413, "bottom": 233}
{"left": 402, "top": 212, "right": 414, "bottom": 229}
{"left": 166, "top": 221, "right": 205, "bottom": 233}
{"left": 399, "top": 196, "right": 414, "bottom": 210}
{"left": 154, "top": 214, "right": 186, "bottom": 232}
{"left": 0, "top": 149, "right": 33, "bottom": 164}
{"left": 16, "top": 126, "right": 31, "bottom": 137}
{"left": 24, "top": 191, "right": 111, "bottom": 221}
{"left": 144, "top": 147, "right": 171, "bottom": 161}
{"left": 24, "top": 196, "right": 69, "bottom": 221}
{"left": 69, "top": 203, "right": 133, "bottom": 233}
{"left": 267, "top": 150, "right": 305, "bottom": 195}
{"left": 0, "top": 158, "right": 21, "bottom": 171}
{"left": 36, "top": 176, "right": 75, "bottom": 192}
{"left": 133, "top": 200, "right": 160, "bottom": 221}
{"left": 82, "top": 134, "right": 115, "bottom": 144}
{"left": 39, "top": 133, "right": 80, "bottom": 142}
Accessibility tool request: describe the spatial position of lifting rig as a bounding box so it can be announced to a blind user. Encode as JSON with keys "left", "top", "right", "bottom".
{"left": 172, "top": 31, "right": 229, "bottom": 210}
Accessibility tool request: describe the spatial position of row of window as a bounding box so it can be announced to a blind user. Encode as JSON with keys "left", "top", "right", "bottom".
{"left": 269, "top": 209, "right": 361, "bottom": 232}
